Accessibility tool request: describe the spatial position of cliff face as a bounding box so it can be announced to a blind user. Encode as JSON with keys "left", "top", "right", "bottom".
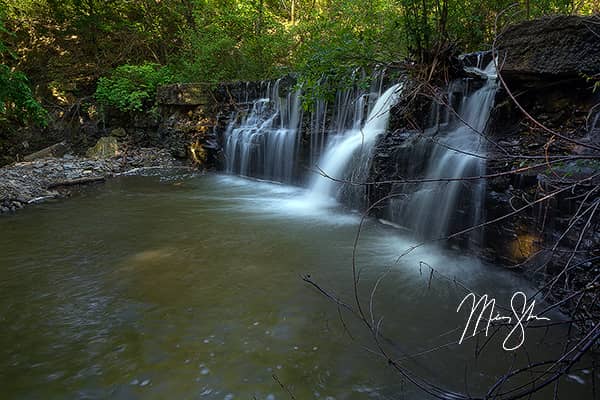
{"left": 483, "top": 16, "right": 599, "bottom": 267}
{"left": 362, "top": 17, "right": 600, "bottom": 327}
{"left": 482, "top": 77, "right": 598, "bottom": 264}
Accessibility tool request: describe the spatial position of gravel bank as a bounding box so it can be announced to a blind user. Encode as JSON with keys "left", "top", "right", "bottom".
{"left": 0, "top": 147, "right": 189, "bottom": 214}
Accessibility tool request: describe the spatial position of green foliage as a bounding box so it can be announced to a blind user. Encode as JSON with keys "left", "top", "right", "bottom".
{"left": 174, "top": 1, "right": 292, "bottom": 83}
{"left": 0, "top": 13, "right": 47, "bottom": 126}
{"left": 95, "top": 63, "right": 174, "bottom": 112}
{"left": 2, "top": 0, "right": 599, "bottom": 115}
{"left": 0, "top": 15, "right": 8, "bottom": 55}
{"left": 58, "top": 0, "right": 190, "bottom": 63}
{"left": 291, "top": 0, "right": 596, "bottom": 105}
{"left": 0, "top": 66, "right": 48, "bottom": 126}
{"left": 292, "top": 0, "right": 404, "bottom": 106}
{"left": 584, "top": 73, "right": 600, "bottom": 92}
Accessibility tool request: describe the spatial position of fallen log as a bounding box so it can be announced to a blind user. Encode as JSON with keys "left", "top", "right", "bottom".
{"left": 23, "top": 142, "right": 70, "bottom": 161}
{"left": 46, "top": 176, "right": 106, "bottom": 188}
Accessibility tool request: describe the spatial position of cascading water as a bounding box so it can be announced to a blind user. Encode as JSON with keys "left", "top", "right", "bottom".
{"left": 223, "top": 69, "right": 397, "bottom": 195}
{"left": 308, "top": 69, "right": 384, "bottom": 169}
{"left": 309, "top": 83, "right": 402, "bottom": 208}
{"left": 224, "top": 79, "right": 302, "bottom": 183}
{"left": 386, "top": 62, "right": 497, "bottom": 243}
{"left": 220, "top": 61, "right": 497, "bottom": 249}
{"left": 221, "top": 64, "right": 496, "bottom": 247}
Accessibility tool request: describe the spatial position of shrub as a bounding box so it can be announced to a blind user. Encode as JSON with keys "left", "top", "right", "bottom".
{"left": 0, "top": 17, "right": 47, "bottom": 126}
{"left": 95, "top": 63, "right": 175, "bottom": 113}
{"left": 0, "top": 65, "right": 48, "bottom": 126}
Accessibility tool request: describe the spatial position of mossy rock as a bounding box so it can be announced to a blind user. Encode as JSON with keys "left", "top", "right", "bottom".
{"left": 157, "top": 83, "right": 212, "bottom": 106}
{"left": 86, "top": 137, "right": 120, "bottom": 159}
{"left": 110, "top": 128, "right": 127, "bottom": 138}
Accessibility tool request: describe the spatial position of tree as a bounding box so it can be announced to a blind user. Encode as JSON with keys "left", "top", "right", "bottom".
{"left": 0, "top": 10, "right": 47, "bottom": 126}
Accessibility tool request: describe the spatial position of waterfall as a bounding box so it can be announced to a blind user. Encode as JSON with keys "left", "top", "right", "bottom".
{"left": 310, "top": 68, "right": 381, "bottom": 162}
{"left": 216, "top": 61, "right": 507, "bottom": 254}
{"left": 223, "top": 79, "right": 302, "bottom": 183}
{"left": 223, "top": 70, "right": 395, "bottom": 192}
{"left": 219, "top": 63, "right": 500, "bottom": 250}
{"left": 309, "top": 83, "right": 402, "bottom": 207}
{"left": 387, "top": 62, "right": 497, "bottom": 243}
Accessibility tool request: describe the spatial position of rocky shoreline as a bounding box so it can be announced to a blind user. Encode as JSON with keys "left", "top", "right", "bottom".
{"left": 0, "top": 147, "right": 187, "bottom": 214}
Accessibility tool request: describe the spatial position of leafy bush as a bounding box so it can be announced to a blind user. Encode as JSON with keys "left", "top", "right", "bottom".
{"left": 95, "top": 63, "right": 175, "bottom": 113}
{"left": 0, "top": 66, "right": 48, "bottom": 126}
{"left": 0, "top": 16, "right": 47, "bottom": 126}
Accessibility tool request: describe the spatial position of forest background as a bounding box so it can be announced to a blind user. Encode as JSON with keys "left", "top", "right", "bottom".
{"left": 0, "top": 0, "right": 597, "bottom": 134}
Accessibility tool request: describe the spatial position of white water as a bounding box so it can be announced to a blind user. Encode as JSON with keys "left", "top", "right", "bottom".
{"left": 224, "top": 79, "right": 302, "bottom": 183}
{"left": 308, "top": 70, "right": 382, "bottom": 168}
{"left": 388, "top": 62, "right": 497, "bottom": 242}
{"left": 309, "top": 83, "right": 402, "bottom": 205}
{"left": 222, "top": 63, "right": 498, "bottom": 245}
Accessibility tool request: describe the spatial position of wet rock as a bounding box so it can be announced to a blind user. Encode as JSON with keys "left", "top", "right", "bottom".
{"left": 211, "top": 77, "right": 297, "bottom": 104}
{"left": 110, "top": 128, "right": 127, "bottom": 138}
{"left": 459, "top": 51, "right": 493, "bottom": 70}
{"left": 482, "top": 19, "right": 600, "bottom": 268}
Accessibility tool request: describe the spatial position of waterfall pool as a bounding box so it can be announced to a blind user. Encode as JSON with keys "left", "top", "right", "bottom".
{"left": 0, "top": 172, "right": 594, "bottom": 399}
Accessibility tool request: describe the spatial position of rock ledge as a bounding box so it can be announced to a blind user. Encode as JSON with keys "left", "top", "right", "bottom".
{"left": 0, "top": 148, "right": 187, "bottom": 214}
{"left": 497, "top": 15, "right": 600, "bottom": 77}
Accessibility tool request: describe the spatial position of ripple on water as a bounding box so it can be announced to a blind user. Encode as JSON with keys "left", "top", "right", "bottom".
{"left": 0, "top": 173, "right": 589, "bottom": 400}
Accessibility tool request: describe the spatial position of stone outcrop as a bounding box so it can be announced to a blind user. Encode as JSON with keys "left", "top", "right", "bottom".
{"left": 497, "top": 15, "right": 600, "bottom": 77}
{"left": 364, "top": 16, "right": 599, "bottom": 324}
{"left": 156, "top": 111, "right": 219, "bottom": 161}
{"left": 156, "top": 83, "right": 214, "bottom": 106}
{"left": 482, "top": 76, "right": 598, "bottom": 264}
{"left": 481, "top": 16, "right": 600, "bottom": 266}
{"left": 155, "top": 84, "right": 225, "bottom": 165}
{"left": 367, "top": 16, "right": 600, "bottom": 263}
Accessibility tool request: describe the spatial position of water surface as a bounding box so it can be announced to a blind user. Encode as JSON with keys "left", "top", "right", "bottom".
{"left": 0, "top": 173, "right": 593, "bottom": 399}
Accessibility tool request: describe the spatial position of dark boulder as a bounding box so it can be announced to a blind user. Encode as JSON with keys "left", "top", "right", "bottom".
{"left": 497, "top": 15, "right": 600, "bottom": 78}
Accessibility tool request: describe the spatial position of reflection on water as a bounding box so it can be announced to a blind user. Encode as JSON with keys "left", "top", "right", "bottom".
{"left": 0, "top": 173, "right": 594, "bottom": 399}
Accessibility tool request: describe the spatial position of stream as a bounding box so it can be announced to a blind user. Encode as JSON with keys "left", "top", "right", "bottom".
{"left": 0, "top": 172, "right": 593, "bottom": 399}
